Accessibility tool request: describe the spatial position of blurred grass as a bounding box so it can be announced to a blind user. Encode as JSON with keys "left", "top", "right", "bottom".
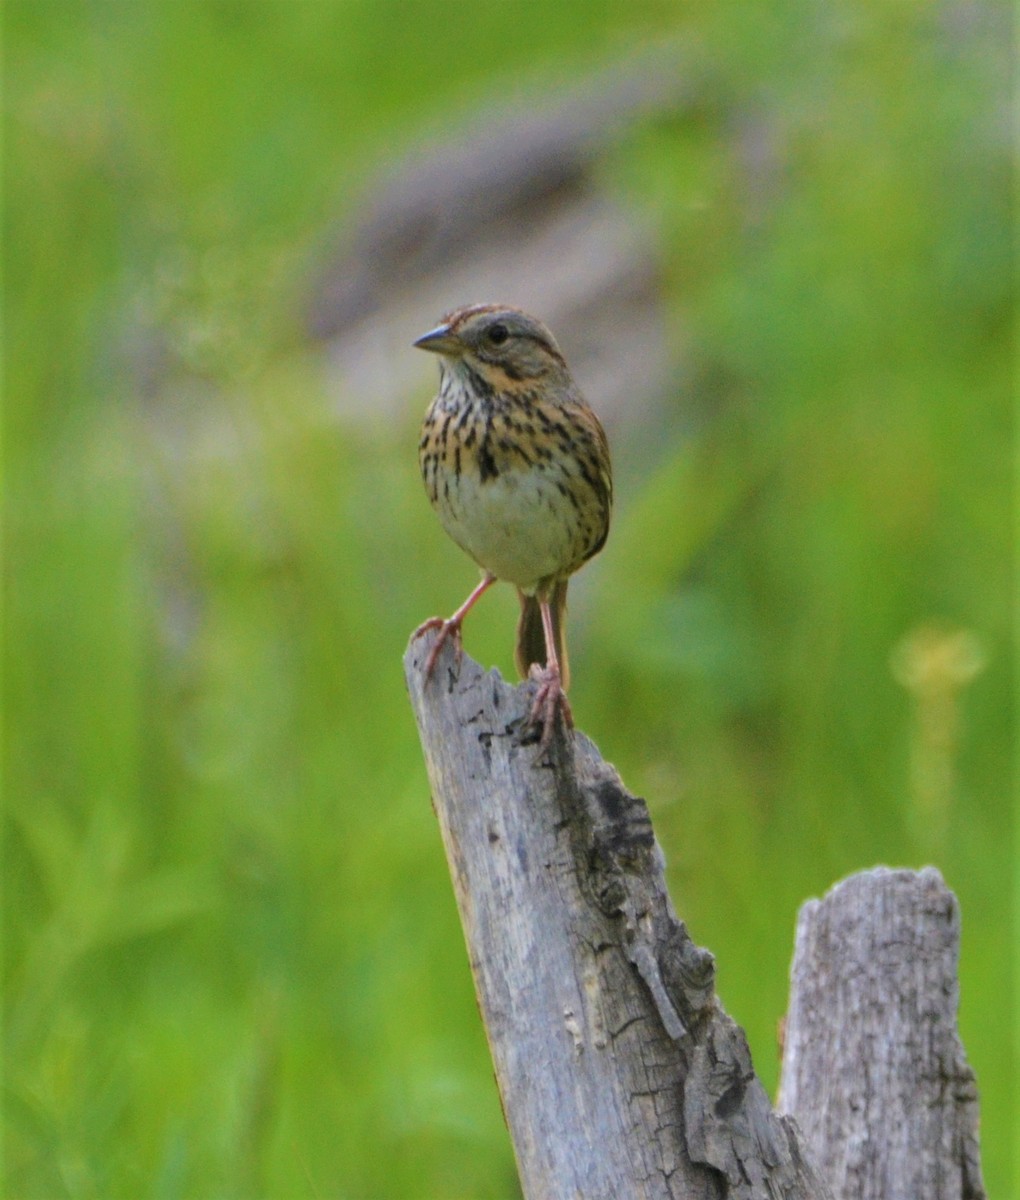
{"left": 5, "top": 1, "right": 1013, "bottom": 1196}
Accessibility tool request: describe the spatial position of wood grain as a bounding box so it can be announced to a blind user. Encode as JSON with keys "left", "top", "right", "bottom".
{"left": 778, "top": 867, "right": 986, "bottom": 1200}
{"left": 405, "top": 631, "right": 832, "bottom": 1200}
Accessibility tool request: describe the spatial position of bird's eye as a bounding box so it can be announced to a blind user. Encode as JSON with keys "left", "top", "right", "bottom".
{"left": 487, "top": 323, "right": 509, "bottom": 346}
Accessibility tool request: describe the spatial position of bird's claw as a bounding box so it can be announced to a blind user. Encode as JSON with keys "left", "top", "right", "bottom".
{"left": 526, "top": 663, "right": 573, "bottom": 752}
{"left": 413, "top": 616, "right": 464, "bottom": 681}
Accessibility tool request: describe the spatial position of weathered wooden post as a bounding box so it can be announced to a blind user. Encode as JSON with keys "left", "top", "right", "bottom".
{"left": 405, "top": 632, "right": 985, "bottom": 1199}
{"left": 778, "top": 868, "right": 986, "bottom": 1200}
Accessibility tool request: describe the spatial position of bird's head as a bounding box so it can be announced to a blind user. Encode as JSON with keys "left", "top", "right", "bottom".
{"left": 413, "top": 304, "right": 570, "bottom": 390}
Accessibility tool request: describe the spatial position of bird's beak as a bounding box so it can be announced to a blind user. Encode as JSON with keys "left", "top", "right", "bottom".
{"left": 413, "top": 322, "right": 461, "bottom": 355}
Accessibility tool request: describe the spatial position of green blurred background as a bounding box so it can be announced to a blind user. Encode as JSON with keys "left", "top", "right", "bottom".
{"left": 5, "top": 1, "right": 1013, "bottom": 1196}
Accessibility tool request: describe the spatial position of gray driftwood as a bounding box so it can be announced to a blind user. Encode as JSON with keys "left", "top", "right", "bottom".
{"left": 405, "top": 632, "right": 832, "bottom": 1200}
{"left": 777, "top": 867, "right": 986, "bottom": 1200}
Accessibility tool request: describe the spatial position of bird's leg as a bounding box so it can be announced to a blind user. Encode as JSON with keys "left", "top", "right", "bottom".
{"left": 414, "top": 572, "right": 497, "bottom": 681}
{"left": 526, "top": 593, "right": 574, "bottom": 750}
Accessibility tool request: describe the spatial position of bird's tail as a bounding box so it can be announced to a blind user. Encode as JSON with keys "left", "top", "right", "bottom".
{"left": 515, "top": 580, "right": 569, "bottom": 690}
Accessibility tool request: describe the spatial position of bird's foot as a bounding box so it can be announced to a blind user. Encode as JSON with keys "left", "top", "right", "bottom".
{"left": 526, "top": 662, "right": 573, "bottom": 752}
{"left": 413, "top": 615, "right": 464, "bottom": 681}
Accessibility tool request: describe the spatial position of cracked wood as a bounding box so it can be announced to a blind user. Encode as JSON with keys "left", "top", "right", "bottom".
{"left": 405, "top": 631, "right": 831, "bottom": 1200}
{"left": 778, "top": 867, "right": 986, "bottom": 1200}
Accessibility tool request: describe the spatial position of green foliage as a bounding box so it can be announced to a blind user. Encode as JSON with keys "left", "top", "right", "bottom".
{"left": 6, "top": 1, "right": 1012, "bottom": 1196}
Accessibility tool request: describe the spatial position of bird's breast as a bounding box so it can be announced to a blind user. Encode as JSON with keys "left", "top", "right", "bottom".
{"left": 434, "top": 463, "right": 580, "bottom": 591}
{"left": 418, "top": 389, "right": 609, "bottom": 591}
